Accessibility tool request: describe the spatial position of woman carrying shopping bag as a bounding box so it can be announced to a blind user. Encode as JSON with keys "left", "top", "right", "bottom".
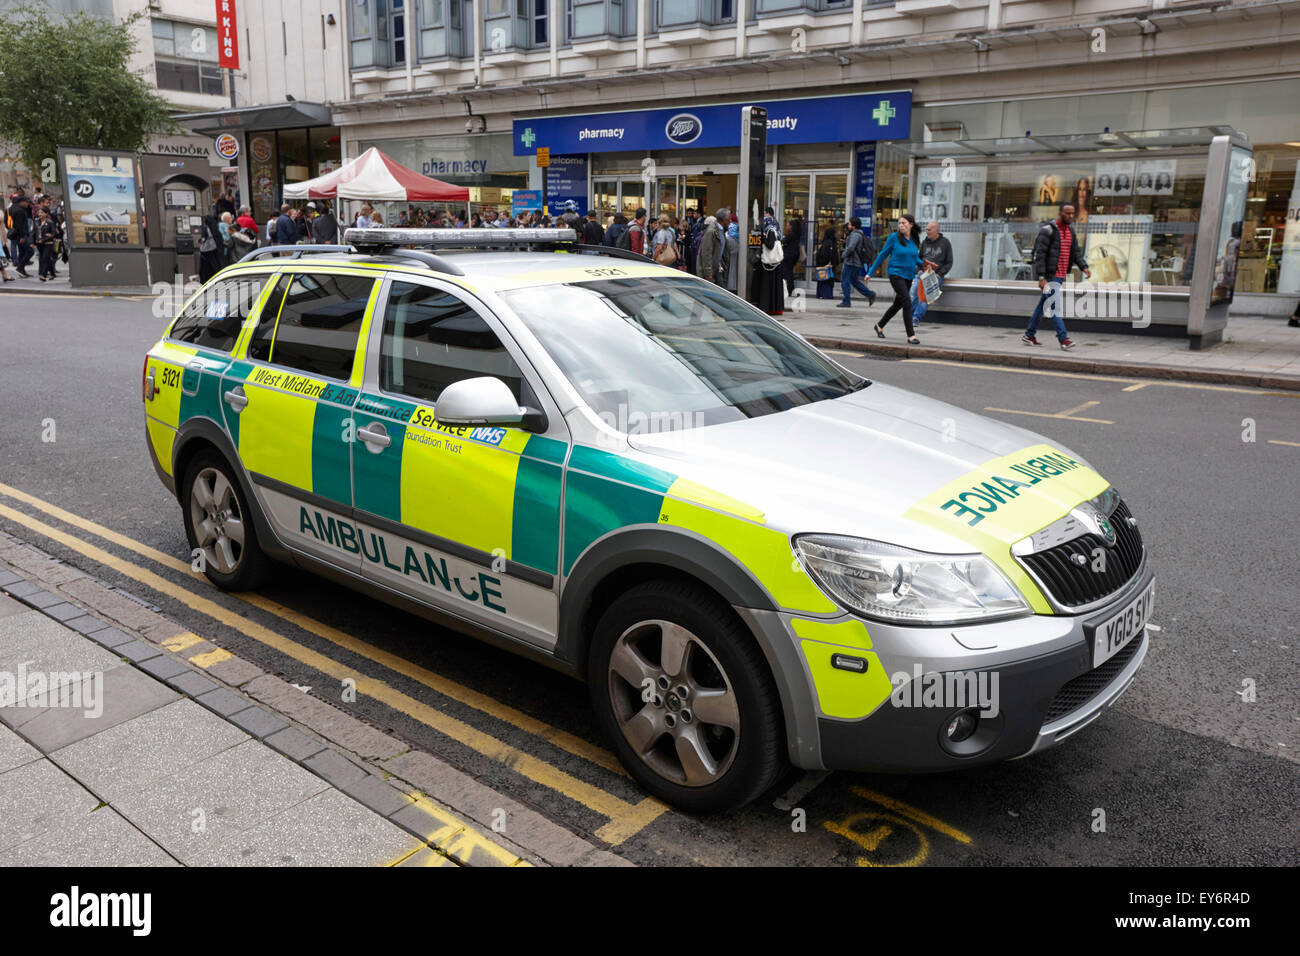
{"left": 866, "top": 213, "right": 923, "bottom": 344}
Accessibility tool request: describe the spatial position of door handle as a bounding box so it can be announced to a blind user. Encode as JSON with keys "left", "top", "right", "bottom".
{"left": 223, "top": 386, "right": 248, "bottom": 412}
{"left": 357, "top": 423, "right": 391, "bottom": 450}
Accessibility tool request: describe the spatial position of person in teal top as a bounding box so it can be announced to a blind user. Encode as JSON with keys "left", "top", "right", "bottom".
{"left": 867, "top": 213, "right": 923, "bottom": 343}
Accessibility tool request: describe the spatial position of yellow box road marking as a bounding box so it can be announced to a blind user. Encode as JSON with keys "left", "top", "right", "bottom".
{"left": 904, "top": 358, "right": 1300, "bottom": 397}
{"left": 1122, "top": 382, "right": 1150, "bottom": 392}
{"left": 0, "top": 480, "right": 626, "bottom": 777}
{"left": 849, "top": 786, "right": 973, "bottom": 845}
{"left": 189, "top": 647, "right": 234, "bottom": 668}
{"left": 1268, "top": 439, "right": 1300, "bottom": 447}
{"left": 984, "top": 406, "right": 1115, "bottom": 425}
{"left": 404, "top": 793, "right": 532, "bottom": 867}
{"left": 161, "top": 632, "right": 204, "bottom": 653}
{"left": 0, "top": 498, "right": 667, "bottom": 844}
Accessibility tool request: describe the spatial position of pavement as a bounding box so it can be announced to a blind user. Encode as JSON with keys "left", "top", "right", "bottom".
{"left": 783, "top": 295, "right": 1300, "bottom": 391}
{"left": 0, "top": 272, "right": 155, "bottom": 297}
{"left": 0, "top": 533, "right": 627, "bottom": 867}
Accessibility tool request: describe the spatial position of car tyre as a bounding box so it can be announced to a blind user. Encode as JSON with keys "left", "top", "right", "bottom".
{"left": 181, "top": 450, "right": 269, "bottom": 591}
{"left": 588, "top": 579, "right": 786, "bottom": 813}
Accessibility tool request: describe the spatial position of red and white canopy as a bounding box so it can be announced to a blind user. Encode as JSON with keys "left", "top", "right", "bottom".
{"left": 282, "top": 147, "right": 469, "bottom": 202}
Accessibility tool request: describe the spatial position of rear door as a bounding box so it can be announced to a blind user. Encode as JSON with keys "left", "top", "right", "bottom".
{"left": 350, "top": 277, "right": 568, "bottom": 649}
{"left": 145, "top": 274, "right": 271, "bottom": 483}
{"left": 222, "top": 268, "right": 379, "bottom": 570}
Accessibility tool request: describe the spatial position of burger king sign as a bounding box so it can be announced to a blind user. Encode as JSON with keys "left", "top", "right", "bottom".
{"left": 214, "top": 134, "right": 240, "bottom": 162}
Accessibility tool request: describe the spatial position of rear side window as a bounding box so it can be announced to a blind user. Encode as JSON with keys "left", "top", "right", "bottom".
{"left": 247, "top": 273, "right": 289, "bottom": 363}
{"left": 169, "top": 275, "right": 269, "bottom": 352}
{"left": 257, "top": 272, "right": 375, "bottom": 380}
{"left": 380, "top": 281, "right": 522, "bottom": 404}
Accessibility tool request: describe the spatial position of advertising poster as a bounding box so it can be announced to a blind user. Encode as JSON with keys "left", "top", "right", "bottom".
{"left": 249, "top": 134, "right": 277, "bottom": 219}
{"left": 511, "top": 190, "right": 542, "bottom": 215}
{"left": 915, "top": 166, "right": 951, "bottom": 223}
{"left": 852, "top": 142, "right": 875, "bottom": 224}
{"left": 1136, "top": 159, "right": 1176, "bottom": 196}
{"left": 1277, "top": 160, "right": 1300, "bottom": 296}
{"left": 949, "top": 165, "right": 987, "bottom": 278}
{"left": 62, "top": 150, "right": 142, "bottom": 247}
{"left": 1085, "top": 214, "right": 1153, "bottom": 284}
{"left": 1094, "top": 161, "right": 1135, "bottom": 197}
{"left": 544, "top": 154, "right": 588, "bottom": 216}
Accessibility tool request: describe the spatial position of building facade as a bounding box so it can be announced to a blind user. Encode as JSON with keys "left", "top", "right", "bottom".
{"left": 197, "top": 0, "right": 1300, "bottom": 309}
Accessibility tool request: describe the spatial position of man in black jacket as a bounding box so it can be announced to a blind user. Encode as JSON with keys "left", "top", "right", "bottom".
{"left": 1024, "top": 203, "right": 1090, "bottom": 350}
{"left": 582, "top": 210, "right": 605, "bottom": 245}
{"left": 911, "top": 220, "right": 953, "bottom": 324}
{"left": 7, "top": 188, "right": 33, "bottom": 276}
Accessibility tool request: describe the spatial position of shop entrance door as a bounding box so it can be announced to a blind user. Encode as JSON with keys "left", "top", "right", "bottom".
{"left": 779, "top": 171, "right": 848, "bottom": 283}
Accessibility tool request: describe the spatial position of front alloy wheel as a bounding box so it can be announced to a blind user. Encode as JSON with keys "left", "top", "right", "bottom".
{"left": 589, "top": 580, "right": 786, "bottom": 812}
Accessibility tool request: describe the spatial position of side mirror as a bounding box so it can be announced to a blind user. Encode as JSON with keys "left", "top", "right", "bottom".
{"left": 434, "top": 376, "right": 546, "bottom": 432}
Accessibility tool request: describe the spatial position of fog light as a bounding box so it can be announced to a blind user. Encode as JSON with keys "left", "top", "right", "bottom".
{"left": 945, "top": 709, "right": 979, "bottom": 743}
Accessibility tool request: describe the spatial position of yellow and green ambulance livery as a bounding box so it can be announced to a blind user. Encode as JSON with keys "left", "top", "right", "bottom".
{"left": 143, "top": 228, "right": 1153, "bottom": 811}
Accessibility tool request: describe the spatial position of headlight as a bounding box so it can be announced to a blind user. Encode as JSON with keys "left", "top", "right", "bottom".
{"left": 794, "top": 534, "right": 1030, "bottom": 625}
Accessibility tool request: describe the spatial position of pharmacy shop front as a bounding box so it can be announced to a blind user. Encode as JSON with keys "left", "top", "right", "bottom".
{"left": 513, "top": 91, "right": 913, "bottom": 271}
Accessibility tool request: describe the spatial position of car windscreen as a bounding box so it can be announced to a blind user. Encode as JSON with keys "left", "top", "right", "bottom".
{"left": 499, "top": 276, "right": 866, "bottom": 432}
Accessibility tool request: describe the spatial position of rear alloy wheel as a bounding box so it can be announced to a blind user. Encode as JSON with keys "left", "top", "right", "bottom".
{"left": 181, "top": 451, "right": 268, "bottom": 590}
{"left": 589, "top": 580, "right": 786, "bottom": 812}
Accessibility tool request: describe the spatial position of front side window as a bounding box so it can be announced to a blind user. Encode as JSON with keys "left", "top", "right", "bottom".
{"left": 380, "top": 281, "right": 523, "bottom": 403}
{"left": 499, "top": 276, "right": 863, "bottom": 431}
{"left": 169, "top": 275, "right": 269, "bottom": 353}
{"left": 259, "top": 273, "right": 374, "bottom": 380}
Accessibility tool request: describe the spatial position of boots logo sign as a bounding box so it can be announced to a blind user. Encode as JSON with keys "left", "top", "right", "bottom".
{"left": 665, "top": 114, "right": 702, "bottom": 145}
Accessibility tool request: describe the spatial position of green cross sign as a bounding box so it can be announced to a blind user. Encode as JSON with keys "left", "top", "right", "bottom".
{"left": 521, "top": 128, "right": 536, "bottom": 148}
{"left": 872, "top": 101, "right": 896, "bottom": 126}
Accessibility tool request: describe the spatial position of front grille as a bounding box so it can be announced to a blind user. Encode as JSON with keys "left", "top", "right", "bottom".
{"left": 1020, "top": 500, "right": 1144, "bottom": 608}
{"left": 1043, "top": 633, "right": 1143, "bottom": 723}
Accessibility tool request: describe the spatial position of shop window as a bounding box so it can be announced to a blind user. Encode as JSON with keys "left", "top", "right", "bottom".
{"left": 155, "top": 58, "right": 226, "bottom": 96}
{"left": 911, "top": 154, "right": 1211, "bottom": 288}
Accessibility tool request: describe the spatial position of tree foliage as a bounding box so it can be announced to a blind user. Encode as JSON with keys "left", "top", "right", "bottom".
{"left": 0, "top": 3, "right": 179, "bottom": 173}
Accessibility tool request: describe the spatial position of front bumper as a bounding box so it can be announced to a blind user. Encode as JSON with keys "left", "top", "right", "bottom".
{"left": 812, "top": 563, "right": 1154, "bottom": 773}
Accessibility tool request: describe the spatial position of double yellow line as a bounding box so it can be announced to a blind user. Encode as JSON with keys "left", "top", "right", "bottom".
{"left": 0, "top": 482, "right": 668, "bottom": 846}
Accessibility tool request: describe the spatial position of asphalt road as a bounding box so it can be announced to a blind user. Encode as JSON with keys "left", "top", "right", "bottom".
{"left": 1, "top": 291, "right": 1296, "bottom": 866}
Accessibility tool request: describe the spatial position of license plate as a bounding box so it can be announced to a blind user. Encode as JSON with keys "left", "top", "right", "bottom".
{"left": 1090, "top": 581, "right": 1154, "bottom": 667}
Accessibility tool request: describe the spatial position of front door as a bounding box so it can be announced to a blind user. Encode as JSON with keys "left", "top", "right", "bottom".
{"left": 351, "top": 277, "right": 566, "bottom": 648}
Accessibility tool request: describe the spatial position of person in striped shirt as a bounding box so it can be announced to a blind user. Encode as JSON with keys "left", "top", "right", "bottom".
{"left": 1024, "top": 203, "right": 1091, "bottom": 351}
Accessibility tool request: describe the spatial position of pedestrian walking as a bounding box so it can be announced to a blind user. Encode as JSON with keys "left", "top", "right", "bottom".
{"left": 197, "top": 214, "right": 224, "bottom": 282}
{"left": 782, "top": 217, "right": 804, "bottom": 296}
{"left": 911, "top": 220, "right": 953, "bottom": 325}
{"left": 34, "top": 208, "right": 59, "bottom": 280}
{"left": 814, "top": 227, "right": 840, "bottom": 299}
{"left": 752, "top": 206, "right": 785, "bottom": 315}
{"left": 837, "top": 217, "right": 876, "bottom": 308}
{"left": 236, "top": 206, "right": 259, "bottom": 236}
{"left": 1289, "top": 300, "right": 1299, "bottom": 328}
{"left": 218, "top": 211, "right": 237, "bottom": 265}
{"left": 7, "top": 187, "right": 33, "bottom": 277}
{"left": 867, "top": 214, "right": 923, "bottom": 344}
{"left": 621, "top": 208, "right": 648, "bottom": 255}
{"left": 1023, "top": 203, "right": 1090, "bottom": 350}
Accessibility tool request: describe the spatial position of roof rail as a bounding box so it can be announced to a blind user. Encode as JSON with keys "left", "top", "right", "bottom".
{"left": 345, "top": 227, "right": 578, "bottom": 250}
{"left": 382, "top": 248, "right": 466, "bottom": 276}
{"left": 238, "top": 244, "right": 356, "bottom": 263}
{"left": 342, "top": 228, "right": 655, "bottom": 264}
